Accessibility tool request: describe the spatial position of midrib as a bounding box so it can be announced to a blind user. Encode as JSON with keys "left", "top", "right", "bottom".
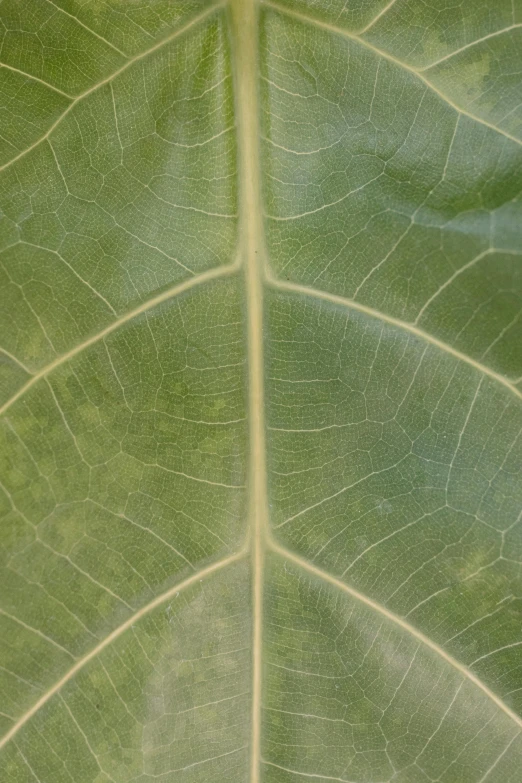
{"left": 227, "top": 1, "right": 522, "bottom": 773}
{"left": 229, "top": 0, "right": 267, "bottom": 781}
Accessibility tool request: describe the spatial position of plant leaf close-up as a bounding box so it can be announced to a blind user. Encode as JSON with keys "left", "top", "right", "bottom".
{"left": 1, "top": 0, "right": 522, "bottom": 780}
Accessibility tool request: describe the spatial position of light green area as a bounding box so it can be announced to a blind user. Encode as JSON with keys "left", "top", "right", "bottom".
{"left": 1, "top": 0, "right": 521, "bottom": 781}
{"left": 361, "top": 0, "right": 519, "bottom": 68}
{"left": 424, "top": 29, "right": 522, "bottom": 140}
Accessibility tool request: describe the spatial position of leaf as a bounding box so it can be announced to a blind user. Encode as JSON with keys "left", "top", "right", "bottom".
{"left": 0, "top": 0, "right": 521, "bottom": 780}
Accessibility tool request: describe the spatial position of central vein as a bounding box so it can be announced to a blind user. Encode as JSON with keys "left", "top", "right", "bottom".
{"left": 230, "top": 0, "right": 267, "bottom": 780}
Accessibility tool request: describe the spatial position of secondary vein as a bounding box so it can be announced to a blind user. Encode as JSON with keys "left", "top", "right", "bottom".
{"left": 261, "top": 0, "right": 522, "bottom": 148}
{"left": 0, "top": 264, "right": 238, "bottom": 417}
{"left": 0, "top": 550, "right": 246, "bottom": 751}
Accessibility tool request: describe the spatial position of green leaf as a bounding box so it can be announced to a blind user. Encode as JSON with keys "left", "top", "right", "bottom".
{"left": 1, "top": 0, "right": 521, "bottom": 780}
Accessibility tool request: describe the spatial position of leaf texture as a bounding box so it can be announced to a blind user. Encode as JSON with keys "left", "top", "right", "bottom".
{"left": 0, "top": 0, "right": 521, "bottom": 781}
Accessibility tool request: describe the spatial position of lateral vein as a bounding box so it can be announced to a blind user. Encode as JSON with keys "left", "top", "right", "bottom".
{"left": 0, "top": 264, "right": 239, "bottom": 416}
{"left": 44, "top": 0, "right": 130, "bottom": 58}
{"left": 0, "top": 62, "right": 73, "bottom": 99}
{"left": 268, "top": 539, "right": 522, "bottom": 731}
{"left": 0, "top": 550, "right": 246, "bottom": 750}
{"left": 267, "top": 277, "right": 522, "bottom": 401}
{"left": 419, "top": 24, "right": 522, "bottom": 71}
{"left": 261, "top": 0, "right": 522, "bottom": 148}
{"left": 0, "top": 3, "right": 225, "bottom": 173}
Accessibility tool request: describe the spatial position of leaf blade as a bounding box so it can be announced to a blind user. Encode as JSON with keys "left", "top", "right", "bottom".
{"left": 1, "top": 0, "right": 521, "bottom": 781}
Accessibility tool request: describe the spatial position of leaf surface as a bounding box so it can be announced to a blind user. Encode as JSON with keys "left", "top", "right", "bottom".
{"left": 1, "top": 0, "right": 521, "bottom": 781}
